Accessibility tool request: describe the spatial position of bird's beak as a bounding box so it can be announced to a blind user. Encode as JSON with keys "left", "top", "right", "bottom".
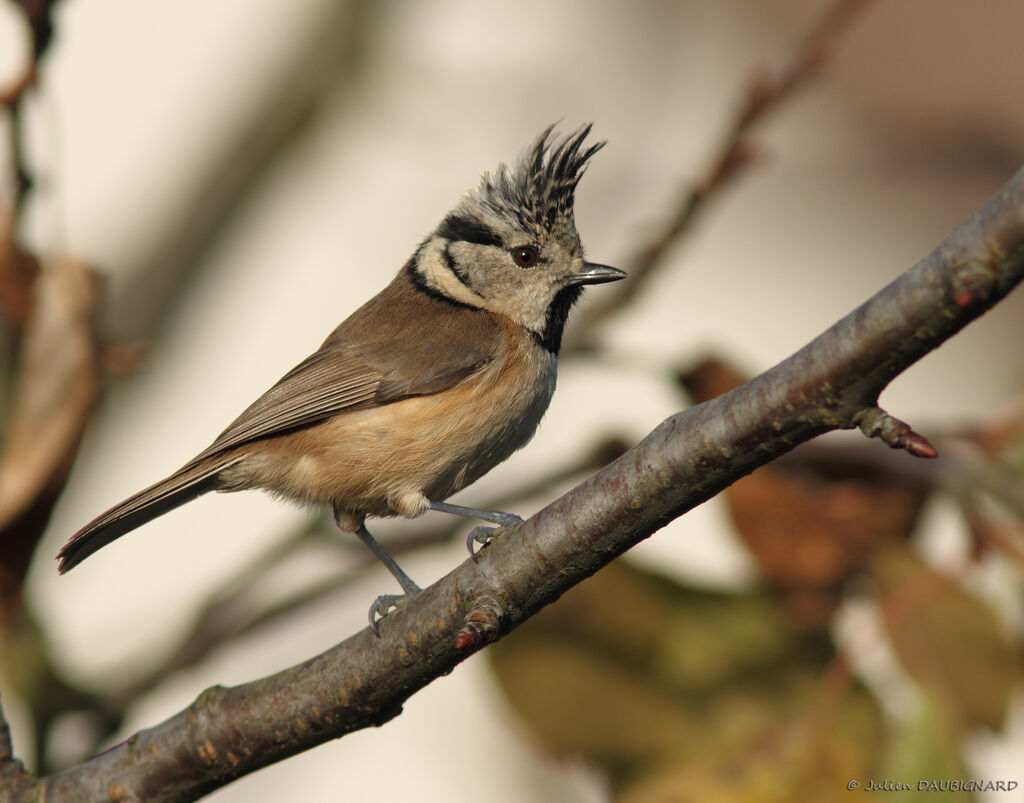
{"left": 567, "top": 262, "right": 627, "bottom": 286}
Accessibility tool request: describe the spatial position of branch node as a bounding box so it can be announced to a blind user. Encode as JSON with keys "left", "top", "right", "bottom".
{"left": 454, "top": 592, "right": 504, "bottom": 651}
{"left": 951, "top": 260, "right": 996, "bottom": 308}
{"left": 855, "top": 407, "right": 938, "bottom": 459}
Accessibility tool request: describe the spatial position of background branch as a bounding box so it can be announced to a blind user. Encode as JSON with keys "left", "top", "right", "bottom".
{"left": 33, "top": 163, "right": 1024, "bottom": 802}
{"left": 564, "top": 0, "right": 875, "bottom": 351}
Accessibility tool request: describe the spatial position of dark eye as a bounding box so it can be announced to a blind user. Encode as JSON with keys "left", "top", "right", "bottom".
{"left": 510, "top": 246, "right": 539, "bottom": 268}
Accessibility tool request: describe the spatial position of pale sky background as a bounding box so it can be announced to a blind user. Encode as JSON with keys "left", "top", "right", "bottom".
{"left": 3, "top": 0, "right": 1024, "bottom": 800}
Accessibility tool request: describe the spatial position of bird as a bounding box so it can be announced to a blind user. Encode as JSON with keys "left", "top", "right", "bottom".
{"left": 58, "top": 124, "right": 624, "bottom": 632}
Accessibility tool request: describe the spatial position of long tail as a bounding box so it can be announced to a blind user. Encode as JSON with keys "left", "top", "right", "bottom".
{"left": 57, "top": 456, "right": 242, "bottom": 573}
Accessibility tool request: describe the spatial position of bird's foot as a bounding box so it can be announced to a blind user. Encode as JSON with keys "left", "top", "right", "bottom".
{"left": 427, "top": 501, "right": 524, "bottom": 561}
{"left": 466, "top": 526, "right": 494, "bottom": 561}
{"left": 465, "top": 516, "right": 522, "bottom": 561}
{"left": 368, "top": 589, "right": 420, "bottom": 637}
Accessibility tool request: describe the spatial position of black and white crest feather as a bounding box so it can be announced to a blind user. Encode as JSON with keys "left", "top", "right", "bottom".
{"left": 458, "top": 124, "right": 604, "bottom": 239}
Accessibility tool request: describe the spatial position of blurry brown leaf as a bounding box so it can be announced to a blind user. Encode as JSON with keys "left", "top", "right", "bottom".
{"left": 681, "top": 357, "right": 930, "bottom": 627}
{"left": 728, "top": 470, "right": 926, "bottom": 627}
{"left": 873, "top": 540, "right": 1018, "bottom": 730}
{"left": 0, "top": 207, "right": 41, "bottom": 330}
{"left": 675, "top": 357, "right": 749, "bottom": 404}
{"left": 0, "top": 257, "right": 102, "bottom": 613}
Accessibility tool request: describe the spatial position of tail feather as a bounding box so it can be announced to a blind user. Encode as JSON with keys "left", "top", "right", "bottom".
{"left": 57, "top": 456, "right": 242, "bottom": 573}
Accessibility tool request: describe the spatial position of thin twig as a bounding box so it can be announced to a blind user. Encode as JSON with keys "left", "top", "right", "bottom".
{"left": 565, "top": 0, "right": 874, "bottom": 351}
{"left": 3, "top": 0, "right": 62, "bottom": 210}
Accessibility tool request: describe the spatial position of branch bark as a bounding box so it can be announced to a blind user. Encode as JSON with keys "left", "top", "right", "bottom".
{"left": 26, "top": 169, "right": 1024, "bottom": 801}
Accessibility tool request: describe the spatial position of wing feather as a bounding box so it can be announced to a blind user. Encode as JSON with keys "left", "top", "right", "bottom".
{"left": 193, "top": 268, "right": 502, "bottom": 462}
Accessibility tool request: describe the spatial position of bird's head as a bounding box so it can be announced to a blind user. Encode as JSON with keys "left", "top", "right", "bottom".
{"left": 414, "top": 125, "right": 624, "bottom": 352}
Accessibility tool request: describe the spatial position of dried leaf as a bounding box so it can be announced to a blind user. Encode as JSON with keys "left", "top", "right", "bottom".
{"left": 728, "top": 468, "right": 925, "bottom": 626}
{"left": 680, "top": 356, "right": 930, "bottom": 627}
{"left": 0, "top": 257, "right": 102, "bottom": 608}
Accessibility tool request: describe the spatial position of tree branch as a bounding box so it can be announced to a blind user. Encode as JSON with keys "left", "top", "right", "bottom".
{"left": 32, "top": 160, "right": 1024, "bottom": 800}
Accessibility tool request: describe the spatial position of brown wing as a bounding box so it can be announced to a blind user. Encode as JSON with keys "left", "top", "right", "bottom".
{"left": 193, "top": 265, "right": 502, "bottom": 461}
{"left": 58, "top": 264, "right": 503, "bottom": 574}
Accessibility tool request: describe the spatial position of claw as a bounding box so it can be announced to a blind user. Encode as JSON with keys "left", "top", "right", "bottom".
{"left": 427, "top": 501, "right": 524, "bottom": 561}
{"left": 466, "top": 525, "right": 498, "bottom": 562}
{"left": 368, "top": 592, "right": 417, "bottom": 637}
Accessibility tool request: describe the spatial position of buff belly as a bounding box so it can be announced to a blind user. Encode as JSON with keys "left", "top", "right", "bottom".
{"left": 219, "top": 346, "right": 557, "bottom": 530}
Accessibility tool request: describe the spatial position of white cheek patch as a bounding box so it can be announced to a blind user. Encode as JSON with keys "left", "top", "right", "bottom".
{"left": 516, "top": 282, "right": 554, "bottom": 334}
{"left": 420, "top": 238, "right": 488, "bottom": 308}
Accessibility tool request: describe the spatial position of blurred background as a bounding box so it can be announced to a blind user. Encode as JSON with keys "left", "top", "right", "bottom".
{"left": 2, "top": 0, "right": 1024, "bottom": 800}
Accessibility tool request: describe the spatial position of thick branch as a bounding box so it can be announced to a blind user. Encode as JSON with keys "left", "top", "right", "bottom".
{"left": 40, "top": 169, "right": 1024, "bottom": 801}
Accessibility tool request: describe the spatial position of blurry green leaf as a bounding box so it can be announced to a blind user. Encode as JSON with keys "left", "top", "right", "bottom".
{"left": 489, "top": 639, "right": 691, "bottom": 769}
{"left": 879, "top": 694, "right": 969, "bottom": 802}
{"left": 618, "top": 681, "right": 880, "bottom": 803}
{"left": 502, "top": 559, "right": 833, "bottom": 694}
{"left": 489, "top": 560, "right": 883, "bottom": 797}
{"left": 873, "top": 541, "right": 1017, "bottom": 730}
{"left": 654, "top": 593, "right": 829, "bottom": 694}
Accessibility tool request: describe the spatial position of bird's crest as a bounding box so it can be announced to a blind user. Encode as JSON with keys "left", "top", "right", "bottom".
{"left": 459, "top": 124, "right": 604, "bottom": 238}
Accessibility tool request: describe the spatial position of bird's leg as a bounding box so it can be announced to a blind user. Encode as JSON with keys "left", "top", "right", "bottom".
{"left": 428, "top": 500, "right": 523, "bottom": 528}
{"left": 352, "top": 523, "right": 421, "bottom": 636}
{"left": 427, "top": 501, "right": 524, "bottom": 560}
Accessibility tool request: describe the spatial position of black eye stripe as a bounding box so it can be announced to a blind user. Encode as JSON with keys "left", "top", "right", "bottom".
{"left": 437, "top": 214, "right": 504, "bottom": 248}
{"left": 443, "top": 243, "right": 482, "bottom": 294}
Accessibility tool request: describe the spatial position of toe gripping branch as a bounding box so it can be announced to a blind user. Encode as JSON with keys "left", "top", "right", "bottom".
{"left": 465, "top": 514, "right": 524, "bottom": 562}
{"left": 854, "top": 406, "right": 938, "bottom": 459}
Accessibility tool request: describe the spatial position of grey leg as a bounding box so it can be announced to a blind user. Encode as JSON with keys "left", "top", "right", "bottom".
{"left": 353, "top": 524, "right": 421, "bottom": 635}
{"left": 428, "top": 500, "right": 523, "bottom": 529}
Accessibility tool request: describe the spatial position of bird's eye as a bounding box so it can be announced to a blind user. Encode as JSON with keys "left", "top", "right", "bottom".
{"left": 511, "top": 246, "right": 539, "bottom": 268}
